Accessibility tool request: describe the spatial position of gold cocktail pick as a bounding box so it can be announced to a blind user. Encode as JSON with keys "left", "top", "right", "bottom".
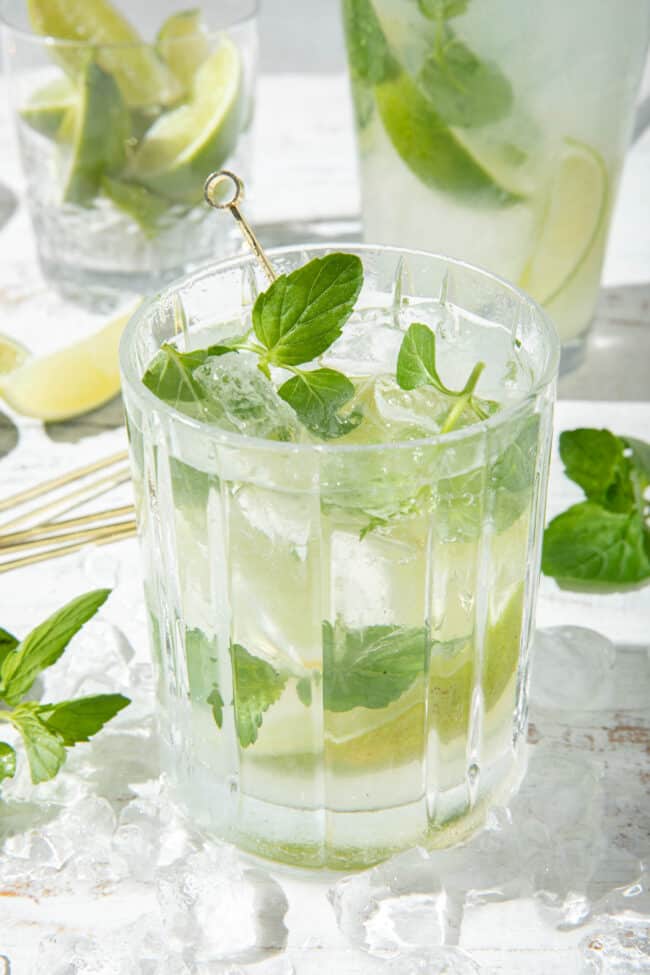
{"left": 204, "top": 170, "right": 277, "bottom": 284}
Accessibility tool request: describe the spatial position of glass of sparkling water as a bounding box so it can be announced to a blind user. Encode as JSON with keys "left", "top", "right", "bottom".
{"left": 341, "top": 0, "right": 650, "bottom": 369}
{"left": 0, "top": 0, "right": 257, "bottom": 305}
{"left": 120, "top": 244, "right": 559, "bottom": 869}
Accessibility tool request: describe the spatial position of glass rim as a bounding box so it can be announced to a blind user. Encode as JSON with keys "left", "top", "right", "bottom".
{"left": 0, "top": 0, "right": 259, "bottom": 48}
{"left": 120, "top": 242, "right": 560, "bottom": 456}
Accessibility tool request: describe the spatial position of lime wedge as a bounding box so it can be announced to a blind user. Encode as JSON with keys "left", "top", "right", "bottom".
{"left": 27, "top": 0, "right": 181, "bottom": 108}
{"left": 102, "top": 175, "right": 170, "bottom": 237}
{"left": 519, "top": 138, "right": 610, "bottom": 307}
{"left": 128, "top": 37, "right": 243, "bottom": 205}
{"left": 20, "top": 76, "right": 77, "bottom": 140}
{"left": 0, "top": 303, "right": 139, "bottom": 421}
{"left": 0, "top": 336, "right": 29, "bottom": 376}
{"left": 156, "top": 8, "right": 209, "bottom": 93}
{"left": 376, "top": 71, "right": 524, "bottom": 207}
{"left": 63, "top": 61, "right": 131, "bottom": 205}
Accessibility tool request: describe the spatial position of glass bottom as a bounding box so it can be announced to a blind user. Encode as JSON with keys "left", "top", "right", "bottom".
{"left": 559, "top": 323, "right": 592, "bottom": 376}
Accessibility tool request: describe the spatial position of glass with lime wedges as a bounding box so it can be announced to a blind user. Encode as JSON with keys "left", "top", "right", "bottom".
{"left": 0, "top": 0, "right": 257, "bottom": 303}
{"left": 120, "top": 187, "right": 559, "bottom": 868}
{"left": 341, "top": 0, "right": 650, "bottom": 369}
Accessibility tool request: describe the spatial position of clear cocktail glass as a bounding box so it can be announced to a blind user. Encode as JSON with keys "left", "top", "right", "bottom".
{"left": 120, "top": 244, "right": 559, "bottom": 869}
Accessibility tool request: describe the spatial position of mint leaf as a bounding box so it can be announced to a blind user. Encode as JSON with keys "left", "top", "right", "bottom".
{"left": 0, "top": 628, "right": 19, "bottom": 669}
{"left": 10, "top": 705, "right": 67, "bottom": 784}
{"left": 397, "top": 322, "right": 454, "bottom": 393}
{"left": 36, "top": 694, "right": 130, "bottom": 746}
{"left": 419, "top": 34, "right": 512, "bottom": 129}
{"left": 542, "top": 501, "right": 650, "bottom": 585}
{"left": 323, "top": 622, "right": 426, "bottom": 712}
{"left": 0, "top": 742, "right": 16, "bottom": 782}
{"left": 0, "top": 589, "right": 110, "bottom": 707}
{"left": 342, "top": 0, "right": 398, "bottom": 84}
{"left": 418, "top": 0, "right": 468, "bottom": 17}
{"left": 252, "top": 253, "right": 363, "bottom": 367}
{"left": 559, "top": 428, "right": 630, "bottom": 507}
{"left": 625, "top": 436, "right": 650, "bottom": 482}
{"left": 278, "top": 368, "right": 361, "bottom": 439}
{"left": 231, "top": 644, "right": 287, "bottom": 747}
{"left": 296, "top": 677, "right": 312, "bottom": 707}
{"left": 207, "top": 686, "right": 224, "bottom": 728}
{"left": 142, "top": 343, "right": 233, "bottom": 413}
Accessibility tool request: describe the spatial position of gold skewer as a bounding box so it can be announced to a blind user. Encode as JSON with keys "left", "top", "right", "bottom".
{"left": 0, "top": 523, "right": 137, "bottom": 574}
{"left": 0, "top": 519, "right": 136, "bottom": 555}
{"left": 0, "top": 465, "right": 131, "bottom": 534}
{"left": 0, "top": 449, "right": 129, "bottom": 512}
{"left": 204, "top": 170, "right": 277, "bottom": 284}
{"left": 0, "top": 504, "right": 135, "bottom": 545}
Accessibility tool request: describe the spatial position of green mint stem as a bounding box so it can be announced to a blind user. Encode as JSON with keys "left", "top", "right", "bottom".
{"left": 441, "top": 360, "right": 485, "bottom": 434}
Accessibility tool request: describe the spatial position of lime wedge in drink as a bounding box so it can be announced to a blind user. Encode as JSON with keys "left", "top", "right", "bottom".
{"left": 519, "top": 138, "right": 609, "bottom": 307}
{"left": 0, "top": 336, "right": 29, "bottom": 376}
{"left": 128, "top": 38, "right": 243, "bottom": 205}
{"left": 27, "top": 0, "right": 181, "bottom": 108}
{"left": 102, "top": 175, "right": 171, "bottom": 237}
{"left": 20, "top": 76, "right": 77, "bottom": 140}
{"left": 156, "top": 8, "right": 209, "bottom": 93}
{"left": 376, "top": 71, "right": 524, "bottom": 207}
{"left": 63, "top": 61, "right": 131, "bottom": 205}
{"left": 0, "top": 303, "right": 139, "bottom": 421}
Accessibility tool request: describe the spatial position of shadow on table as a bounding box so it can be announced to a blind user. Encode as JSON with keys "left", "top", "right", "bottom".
{"left": 44, "top": 395, "right": 125, "bottom": 445}
{"left": 0, "top": 410, "right": 18, "bottom": 460}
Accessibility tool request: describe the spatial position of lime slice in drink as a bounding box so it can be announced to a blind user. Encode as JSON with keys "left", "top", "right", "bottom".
{"left": 0, "top": 336, "right": 29, "bottom": 376}
{"left": 519, "top": 139, "right": 609, "bottom": 307}
{"left": 128, "top": 37, "right": 243, "bottom": 205}
{"left": 156, "top": 8, "right": 209, "bottom": 93}
{"left": 20, "top": 76, "right": 77, "bottom": 140}
{"left": 0, "top": 303, "right": 138, "bottom": 421}
{"left": 27, "top": 0, "right": 181, "bottom": 108}
{"left": 63, "top": 61, "right": 131, "bottom": 205}
{"left": 376, "top": 71, "right": 524, "bottom": 207}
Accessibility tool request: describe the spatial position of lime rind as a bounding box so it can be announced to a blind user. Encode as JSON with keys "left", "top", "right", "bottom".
{"left": 156, "top": 8, "right": 210, "bottom": 93}
{"left": 20, "top": 76, "right": 77, "bottom": 140}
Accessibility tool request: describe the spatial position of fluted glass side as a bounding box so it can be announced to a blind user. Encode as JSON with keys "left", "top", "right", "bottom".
{"left": 121, "top": 245, "right": 559, "bottom": 869}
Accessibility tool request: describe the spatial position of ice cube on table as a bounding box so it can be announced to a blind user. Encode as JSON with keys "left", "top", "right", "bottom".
{"left": 193, "top": 352, "right": 299, "bottom": 441}
{"left": 530, "top": 627, "right": 617, "bottom": 711}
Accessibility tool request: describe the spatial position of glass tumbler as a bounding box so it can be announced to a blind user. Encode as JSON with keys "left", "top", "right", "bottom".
{"left": 0, "top": 0, "right": 258, "bottom": 304}
{"left": 120, "top": 244, "right": 559, "bottom": 869}
{"left": 341, "top": 0, "right": 650, "bottom": 368}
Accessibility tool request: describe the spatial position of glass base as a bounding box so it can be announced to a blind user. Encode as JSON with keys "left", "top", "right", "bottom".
{"left": 559, "top": 326, "right": 591, "bottom": 376}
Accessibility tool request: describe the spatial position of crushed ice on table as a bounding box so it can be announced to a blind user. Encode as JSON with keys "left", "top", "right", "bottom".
{"left": 284, "top": 947, "right": 482, "bottom": 974}
{"left": 531, "top": 627, "right": 617, "bottom": 710}
{"left": 193, "top": 352, "right": 299, "bottom": 440}
{"left": 581, "top": 919, "right": 650, "bottom": 973}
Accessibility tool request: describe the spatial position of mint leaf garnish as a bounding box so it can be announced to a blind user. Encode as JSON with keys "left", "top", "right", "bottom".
{"left": 0, "top": 589, "right": 110, "bottom": 707}
{"left": 252, "top": 253, "right": 363, "bottom": 368}
{"left": 278, "top": 368, "right": 362, "bottom": 440}
{"left": 396, "top": 323, "right": 486, "bottom": 432}
{"left": 342, "top": 0, "right": 398, "bottom": 84}
{"left": 323, "top": 622, "right": 426, "bottom": 712}
{"left": 9, "top": 705, "right": 67, "bottom": 784}
{"left": 0, "top": 742, "right": 16, "bottom": 782}
{"left": 231, "top": 643, "right": 287, "bottom": 747}
{"left": 142, "top": 343, "right": 234, "bottom": 414}
{"left": 0, "top": 628, "right": 18, "bottom": 669}
{"left": 418, "top": 32, "right": 512, "bottom": 129}
{"left": 36, "top": 694, "right": 130, "bottom": 746}
{"left": 418, "top": 0, "right": 468, "bottom": 17}
{"left": 543, "top": 428, "right": 650, "bottom": 587}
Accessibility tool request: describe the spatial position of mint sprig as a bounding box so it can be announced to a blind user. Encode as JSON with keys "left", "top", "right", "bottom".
{"left": 0, "top": 590, "right": 130, "bottom": 784}
{"left": 542, "top": 428, "right": 650, "bottom": 586}
{"left": 278, "top": 368, "right": 362, "bottom": 440}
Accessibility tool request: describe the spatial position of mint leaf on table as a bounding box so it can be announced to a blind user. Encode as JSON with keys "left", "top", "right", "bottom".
{"left": 9, "top": 705, "right": 68, "bottom": 784}
{"left": 0, "top": 589, "right": 110, "bottom": 707}
{"left": 36, "top": 694, "right": 130, "bottom": 746}
{"left": 542, "top": 502, "right": 650, "bottom": 586}
{"left": 231, "top": 643, "right": 287, "bottom": 747}
{"left": 0, "top": 742, "right": 16, "bottom": 783}
{"left": 322, "top": 622, "right": 426, "bottom": 712}
{"left": 418, "top": 33, "right": 513, "bottom": 129}
{"left": 0, "top": 627, "right": 18, "bottom": 669}
{"left": 278, "top": 368, "right": 362, "bottom": 440}
{"left": 543, "top": 428, "right": 650, "bottom": 587}
{"left": 418, "top": 0, "right": 469, "bottom": 18}
{"left": 342, "top": 0, "right": 398, "bottom": 85}
{"left": 252, "top": 253, "right": 363, "bottom": 368}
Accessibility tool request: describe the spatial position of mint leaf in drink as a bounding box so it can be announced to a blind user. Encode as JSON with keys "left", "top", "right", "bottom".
{"left": 323, "top": 622, "right": 426, "bottom": 712}
{"left": 10, "top": 705, "right": 67, "bottom": 784}
{"left": 419, "top": 34, "right": 513, "bottom": 129}
{"left": 542, "top": 502, "right": 650, "bottom": 586}
{"left": 0, "top": 742, "right": 16, "bottom": 782}
{"left": 342, "top": 0, "right": 398, "bottom": 85}
{"left": 0, "top": 627, "right": 18, "bottom": 669}
{"left": 252, "top": 253, "right": 363, "bottom": 368}
{"left": 207, "top": 686, "right": 224, "bottom": 728}
{"left": 278, "top": 368, "right": 362, "bottom": 440}
{"left": 296, "top": 677, "right": 312, "bottom": 707}
{"left": 418, "top": 0, "right": 469, "bottom": 18}
{"left": 0, "top": 589, "right": 110, "bottom": 707}
{"left": 231, "top": 643, "right": 287, "bottom": 747}
{"left": 36, "top": 694, "right": 130, "bottom": 745}
{"left": 142, "top": 342, "right": 234, "bottom": 413}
